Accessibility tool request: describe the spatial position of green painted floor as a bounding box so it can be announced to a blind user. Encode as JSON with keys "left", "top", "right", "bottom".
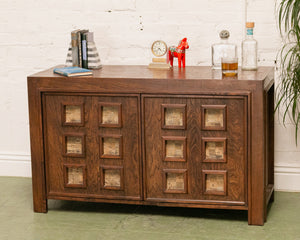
{"left": 0, "top": 177, "right": 300, "bottom": 240}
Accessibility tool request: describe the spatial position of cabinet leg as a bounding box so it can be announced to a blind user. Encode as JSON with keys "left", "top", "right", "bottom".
{"left": 248, "top": 207, "right": 265, "bottom": 226}
{"left": 33, "top": 198, "right": 48, "bottom": 213}
{"left": 248, "top": 215, "right": 264, "bottom": 225}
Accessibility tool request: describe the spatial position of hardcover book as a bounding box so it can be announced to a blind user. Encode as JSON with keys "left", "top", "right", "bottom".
{"left": 71, "top": 29, "right": 80, "bottom": 67}
{"left": 53, "top": 67, "right": 92, "bottom": 77}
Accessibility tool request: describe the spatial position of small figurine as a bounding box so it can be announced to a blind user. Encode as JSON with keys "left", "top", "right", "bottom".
{"left": 167, "top": 38, "right": 189, "bottom": 68}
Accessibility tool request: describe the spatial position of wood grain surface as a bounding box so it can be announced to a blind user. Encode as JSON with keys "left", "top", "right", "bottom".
{"left": 28, "top": 65, "right": 274, "bottom": 225}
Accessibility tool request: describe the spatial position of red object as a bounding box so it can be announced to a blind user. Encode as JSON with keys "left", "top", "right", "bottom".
{"left": 168, "top": 38, "right": 189, "bottom": 68}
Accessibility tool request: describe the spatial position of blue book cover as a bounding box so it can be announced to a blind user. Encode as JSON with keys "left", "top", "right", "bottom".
{"left": 53, "top": 66, "right": 92, "bottom": 77}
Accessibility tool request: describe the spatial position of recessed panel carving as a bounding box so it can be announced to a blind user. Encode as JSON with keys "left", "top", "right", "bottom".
{"left": 202, "top": 138, "right": 227, "bottom": 162}
{"left": 99, "top": 103, "right": 122, "bottom": 128}
{"left": 104, "top": 169, "right": 121, "bottom": 188}
{"left": 103, "top": 138, "right": 120, "bottom": 156}
{"left": 100, "top": 135, "right": 122, "bottom": 158}
{"left": 206, "top": 142, "right": 224, "bottom": 160}
{"left": 162, "top": 104, "right": 186, "bottom": 129}
{"left": 206, "top": 174, "right": 224, "bottom": 192}
{"left": 165, "top": 108, "right": 183, "bottom": 126}
{"left": 67, "top": 167, "right": 84, "bottom": 185}
{"left": 101, "top": 166, "right": 124, "bottom": 190}
{"left": 164, "top": 170, "right": 187, "bottom": 193}
{"left": 66, "top": 136, "right": 83, "bottom": 154}
{"left": 102, "top": 106, "right": 119, "bottom": 125}
{"left": 202, "top": 105, "right": 227, "bottom": 130}
{"left": 204, "top": 108, "right": 224, "bottom": 127}
{"left": 167, "top": 172, "right": 185, "bottom": 191}
{"left": 203, "top": 170, "right": 227, "bottom": 195}
{"left": 65, "top": 105, "right": 82, "bottom": 123}
{"left": 166, "top": 140, "right": 184, "bottom": 158}
{"left": 163, "top": 136, "right": 187, "bottom": 162}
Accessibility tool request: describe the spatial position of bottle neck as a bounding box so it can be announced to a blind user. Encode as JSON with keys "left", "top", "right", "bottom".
{"left": 246, "top": 28, "right": 254, "bottom": 39}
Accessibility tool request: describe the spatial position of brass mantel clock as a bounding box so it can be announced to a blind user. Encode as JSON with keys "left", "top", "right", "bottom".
{"left": 149, "top": 40, "right": 171, "bottom": 69}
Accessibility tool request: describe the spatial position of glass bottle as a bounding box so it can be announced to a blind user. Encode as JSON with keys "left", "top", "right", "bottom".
{"left": 242, "top": 22, "right": 257, "bottom": 70}
{"left": 211, "top": 30, "right": 237, "bottom": 69}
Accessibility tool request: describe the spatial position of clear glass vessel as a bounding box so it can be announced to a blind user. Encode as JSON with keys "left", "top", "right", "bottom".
{"left": 221, "top": 57, "right": 238, "bottom": 77}
{"left": 211, "top": 30, "right": 237, "bottom": 69}
{"left": 242, "top": 22, "right": 258, "bottom": 70}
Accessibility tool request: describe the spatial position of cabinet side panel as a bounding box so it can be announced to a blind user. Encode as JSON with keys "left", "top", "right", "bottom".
{"left": 28, "top": 79, "right": 47, "bottom": 212}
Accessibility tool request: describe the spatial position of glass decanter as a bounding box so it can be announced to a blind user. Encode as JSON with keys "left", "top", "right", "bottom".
{"left": 211, "top": 30, "right": 237, "bottom": 69}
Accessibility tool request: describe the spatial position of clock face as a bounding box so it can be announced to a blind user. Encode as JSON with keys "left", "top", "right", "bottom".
{"left": 151, "top": 40, "right": 167, "bottom": 57}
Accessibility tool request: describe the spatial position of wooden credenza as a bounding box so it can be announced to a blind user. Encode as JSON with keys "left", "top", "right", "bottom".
{"left": 28, "top": 65, "right": 274, "bottom": 225}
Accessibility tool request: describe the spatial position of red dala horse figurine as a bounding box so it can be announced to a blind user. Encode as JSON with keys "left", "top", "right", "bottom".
{"left": 167, "top": 38, "right": 189, "bottom": 68}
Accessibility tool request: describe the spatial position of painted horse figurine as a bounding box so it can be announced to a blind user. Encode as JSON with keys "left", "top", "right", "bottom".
{"left": 168, "top": 38, "right": 189, "bottom": 68}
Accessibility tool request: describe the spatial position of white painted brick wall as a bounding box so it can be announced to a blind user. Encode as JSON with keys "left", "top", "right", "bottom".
{"left": 0, "top": 0, "right": 299, "bottom": 191}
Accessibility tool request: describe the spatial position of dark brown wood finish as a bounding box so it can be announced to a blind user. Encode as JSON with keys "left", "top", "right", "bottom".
{"left": 42, "top": 94, "right": 141, "bottom": 200}
{"left": 28, "top": 65, "right": 274, "bottom": 225}
{"left": 143, "top": 95, "right": 247, "bottom": 205}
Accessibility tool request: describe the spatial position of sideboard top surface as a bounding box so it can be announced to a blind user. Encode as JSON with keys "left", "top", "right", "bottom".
{"left": 30, "top": 65, "right": 273, "bottom": 81}
{"left": 28, "top": 65, "right": 274, "bottom": 93}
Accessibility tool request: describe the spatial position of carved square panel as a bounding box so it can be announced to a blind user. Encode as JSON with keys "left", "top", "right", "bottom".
{"left": 162, "top": 104, "right": 186, "bottom": 129}
{"left": 68, "top": 167, "right": 83, "bottom": 185}
{"left": 66, "top": 136, "right": 82, "bottom": 154}
{"left": 101, "top": 166, "right": 124, "bottom": 190}
{"left": 163, "top": 136, "right": 186, "bottom": 161}
{"left": 65, "top": 105, "right": 81, "bottom": 123}
{"left": 203, "top": 170, "right": 227, "bottom": 195}
{"left": 99, "top": 103, "right": 122, "bottom": 128}
{"left": 104, "top": 169, "right": 121, "bottom": 187}
{"left": 165, "top": 108, "right": 183, "bottom": 126}
{"left": 62, "top": 103, "right": 84, "bottom": 126}
{"left": 100, "top": 135, "right": 122, "bottom": 159}
{"left": 63, "top": 134, "right": 85, "bottom": 157}
{"left": 202, "top": 138, "right": 227, "bottom": 162}
{"left": 166, "top": 140, "right": 183, "bottom": 158}
{"left": 102, "top": 106, "right": 119, "bottom": 124}
{"left": 202, "top": 105, "right": 227, "bottom": 130}
{"left": 64, "top": 165, "right": 86, "bottom": 188}
{"left": 205, "top": 109, "right": 223, "bottom": 127}
{"left": 164, "top": 169, "right": 187, "bottom": 193}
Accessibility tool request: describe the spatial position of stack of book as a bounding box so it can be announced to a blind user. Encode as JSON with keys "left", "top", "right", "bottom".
{"left": 65, "top": 29, "right": 102, "bottom": 69}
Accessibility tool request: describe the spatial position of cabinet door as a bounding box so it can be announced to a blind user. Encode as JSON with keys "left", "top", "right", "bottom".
{"left": 143, "top": 95, "right": 248, "bottom": 206}
{"left": 43, "top": 94, "right": 141, "bottom": 201}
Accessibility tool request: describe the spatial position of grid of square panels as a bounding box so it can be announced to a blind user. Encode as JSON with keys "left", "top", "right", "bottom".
{"left": 98, "top": 102, "right": 124, "bottom": 191}
{"left": 161, "top": 103, "right": 228, "bottom": 196}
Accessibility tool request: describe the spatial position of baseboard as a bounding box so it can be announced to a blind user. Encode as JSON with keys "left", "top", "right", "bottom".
{"left": 275, "top": 165, "right": 300, "bottom": 192}
{"left": 0, "top": 152, "right": 31, "bottom": 177}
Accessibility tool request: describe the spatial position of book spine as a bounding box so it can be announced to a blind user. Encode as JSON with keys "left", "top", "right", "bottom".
{"left": 71, "top": 30, "right": 79, "bottom": 67}
{"left": 77, "top": 31, "right": 82, "bottom": 68}
{"left": 82, "top": 33, "right": 88, "bottom": 69}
